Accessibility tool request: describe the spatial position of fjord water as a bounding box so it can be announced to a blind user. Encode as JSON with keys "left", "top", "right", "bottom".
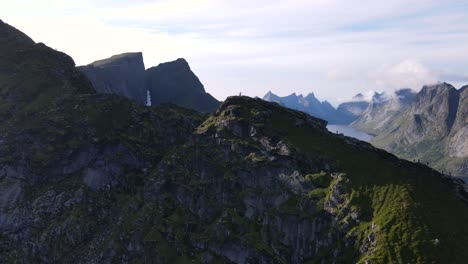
{"left": 327, "top": 125, "right": 374, "bottom": 142}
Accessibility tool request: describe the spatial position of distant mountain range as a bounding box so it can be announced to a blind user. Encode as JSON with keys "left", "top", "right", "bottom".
{"left": 263, "top": 84, "right": 467, "bottom": 178}
{"left": 352, "top": 83, "right": 467, "bottom": 178}
{"left": 78, "top": 53, "right": 219, "bottom": 112}
{"left": 263, "top": 91, "right": 353, "bottom": 124}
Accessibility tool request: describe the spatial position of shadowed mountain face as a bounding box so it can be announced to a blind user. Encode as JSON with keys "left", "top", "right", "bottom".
{"left": 79, "top": 55, "right": 219, "bottom": 112}
{"left": 78, "top": 52, "right": 147, "bottom": 104}
{"left": 353, "top": 83, "right": 467, "bottom": 177}
{"left": 449, "top": 87, "right": 468, "bottom": 158}
{"left": 145, "top": 58, "right": 219, "bottom": 113}
{"left": 1, "top": 20, "right": 468, "bottom": 264}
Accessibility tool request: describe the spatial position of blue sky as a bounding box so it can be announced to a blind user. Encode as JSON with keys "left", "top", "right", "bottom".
{"left": 2, "top": 0, "right": 468, "bottom": 104}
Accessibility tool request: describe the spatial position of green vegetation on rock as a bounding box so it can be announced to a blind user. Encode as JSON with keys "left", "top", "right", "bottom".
{"left": 1, "top": 20, "right": 467, "bottom": 264}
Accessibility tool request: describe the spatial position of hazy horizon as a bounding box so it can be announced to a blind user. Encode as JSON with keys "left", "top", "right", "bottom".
{"left": 3, "top": 0, "right": 468, "bottom": 104}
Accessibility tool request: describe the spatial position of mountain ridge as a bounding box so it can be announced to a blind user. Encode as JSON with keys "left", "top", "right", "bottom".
{"left": 79, "top": 54, "right": 220, "bottom": 112}
{"left": 1, "top": 20, "right": 468, "bottom": 264}
{"left": 353, "top": 83, "right": 467, "bottom": 177}
{"left": 262, "top": 91, "right": 350, "bottom": 124}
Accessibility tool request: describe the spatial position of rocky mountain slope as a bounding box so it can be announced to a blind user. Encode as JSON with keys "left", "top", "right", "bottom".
{"left": 263, "top": 91, "right": 349, "bottom": 124}
{"left": 1, "top": 20, "right": 468, "bottom": 264}
{"left": 79, "top": 54, "right": 219, "bottom": 112}
{"left": 353, "top": 83, "right": 467, "bottom": 178}
{"left": 351, "top": 89, "right": 417, "bottom": 134}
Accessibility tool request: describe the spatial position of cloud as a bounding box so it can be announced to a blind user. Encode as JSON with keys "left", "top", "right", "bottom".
{"left": 370, "top": 60, "right": 438, "bottom": 91}
{"left": 2, "top": 0, "right": 468, "bottom": 102}
{"left": 439, "top": 72, "right": 468, "bottom": 83}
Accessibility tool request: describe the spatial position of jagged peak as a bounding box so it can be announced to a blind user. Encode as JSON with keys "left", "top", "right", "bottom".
{"left": 281, "top": 92, "right": 298, "bottom": 99}
{"left": 305, "top": 92, "right": 316, "bottom": 99}
{"left": 395, "top": 88, "right": 414, "bottom": 94}
{"left": 352, "top": 93, "right": 365, "bottom": 101}
{"left": 263, "top": 90, "right": 279, "bottom": 100}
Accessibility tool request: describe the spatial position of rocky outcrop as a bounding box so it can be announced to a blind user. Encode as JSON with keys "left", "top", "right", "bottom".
{"left": 145, "top": 58, "right": 219, "bottom": 112}
{"left": 78, "top": 52, "right": 147, "bottom": 104}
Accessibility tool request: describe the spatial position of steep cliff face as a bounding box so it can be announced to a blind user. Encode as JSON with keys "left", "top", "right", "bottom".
{"left": 404, "top": 83, "right": 459, "bottom": 142}
{"left": 79, "top": 55, "right": 219, "bottom": 112}
{"left": 351, "top": 89, "right": 416, "bottom": 134}
{"left": 78, "top": 52, "right": 147, "bottom": 104}
{"left": 448, "top": 87, "right": 468, "bottom": 158}
{"left": 362, "top": 83, "right": 467, "bottom": 177}
{"left": 145, "top": 58, "right": 219, "bottom": 112}
{"left": 1, "top": 20, "right": 468, "bottom": 264}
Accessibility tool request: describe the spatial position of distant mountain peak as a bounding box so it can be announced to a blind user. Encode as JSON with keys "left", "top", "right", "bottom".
{"left": 263, "top": 90, "right": 278, "bottom": 100}
{"left": 421, "top": 82, "right": 456, "bottom": 93}
{"left": 305, "top": 92, "right": 317, "bottom": 99}
{"left": 263, "top": 91, "right": 353, "bottom": 124}
{"left": 352, "top": 93, "right": 365, "bottom": 101}
{"left": 371, "top": 91, "right": 388, "bottom": 103}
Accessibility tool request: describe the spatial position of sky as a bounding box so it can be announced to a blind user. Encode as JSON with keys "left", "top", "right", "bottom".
{"left": 2, "top": 0, "right": 468, "bottom": 105}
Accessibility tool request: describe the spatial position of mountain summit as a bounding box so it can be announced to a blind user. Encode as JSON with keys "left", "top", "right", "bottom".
{"left": 78, "top": 52, "right": 147, "bottom": 104}
{"left": 79, "top": 55, "right": 219, "bottom": 112}
{"left": 145, "top": 58, "right": 219, "bottom": 112}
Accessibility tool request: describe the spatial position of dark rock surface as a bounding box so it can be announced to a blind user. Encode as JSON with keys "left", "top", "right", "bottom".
{"left": 1, "top": 20, "right": 468, "bottom": 264}
{"left": 78, "top": 52, "right": 147, "bottom": 104}
{"left": 145, "top": 58, "right": 219, "bottom": 112}
{"left": 79, "top": 55, "right": 220, "bottom": 113}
